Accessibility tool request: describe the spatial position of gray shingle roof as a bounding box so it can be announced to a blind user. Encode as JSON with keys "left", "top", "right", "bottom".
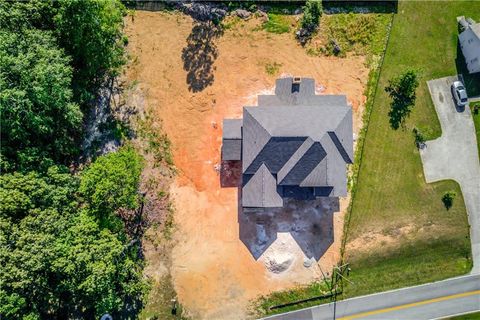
{"left": 222, "top": 139, "right": 242, "bottom": 160}
{"left": 279, "top": 142, "right": 328, "bottom": 186}
{"left": 221, "top": 77, "right": 353, "bottom": 208}
{"left": 244, "top": 136, "right": 306, "bottom": 174}
{"left": 277, "top": 137, "right": 314, "bottom": 184}
{"left": 244, "top": 105, "right": 351, "bottom": 142}
{"left": 242, "top": 163, "right": 283, "bottom": 208}
{"left": 222, "top": 119, "right": 242, "bottom": 139}
{"left": 241, "top": 109, "right": 272, "bottom": 173}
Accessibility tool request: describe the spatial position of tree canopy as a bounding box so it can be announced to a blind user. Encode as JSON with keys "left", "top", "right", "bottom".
{"left": 80, "top": 146, "right": 143, "bottom": 219}
{"left": 54, "top": 0, "right": 126, "bottom": 104}
{"left": 301, "top": 0, "right": 323, "bottom": 32}
{"left": 0, "top": 164, "right": 147, "bottom": 319}
{"left": 0, "top": 1, "right": 150, "bottom": 318}
{"left": 0, "top": 0, "right": 126, "bottom": 105}
{"left": 0, "top": 29, "right": 82, "bottom": 171}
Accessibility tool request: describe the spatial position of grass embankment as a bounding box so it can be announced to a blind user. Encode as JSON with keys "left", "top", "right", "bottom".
{"left": 344, "top": 1, "right": 480, "bottom": 299}
{"left": 471, "top": 102, "right": 480, "bottom": 157}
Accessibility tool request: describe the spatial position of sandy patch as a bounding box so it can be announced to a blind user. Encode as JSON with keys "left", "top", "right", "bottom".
{"left": 125, "top": 11, "right": 369, "bottom": 319}
{"left": 345, "top": 222, "right": 448, "bottom": 258}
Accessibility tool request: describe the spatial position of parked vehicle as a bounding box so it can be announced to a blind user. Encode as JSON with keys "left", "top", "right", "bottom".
{"left": 451, "top": 81, "right": 469, "bottom": 107}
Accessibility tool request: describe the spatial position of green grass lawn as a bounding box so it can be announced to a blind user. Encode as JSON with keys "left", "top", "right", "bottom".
{"left": 263, "top": 13, "right": 292, "bottom": 34}
{"left": 344, "top": 1, "right": 479, "bottom": 299}
{"left": 447, "top": 312, "right": 480, "bottom": 320}
{"left": 471, "top": 102, "right": 480, "bottom": 157}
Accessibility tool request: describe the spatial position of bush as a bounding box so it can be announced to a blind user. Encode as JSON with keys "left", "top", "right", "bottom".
{"left": 472, "top": 102, "right": 480, "bottom": 115}
{"left": 265, "top": 62, "right": 282, "bottom": 75}
{"left": 413, "top": 127, "right": 426, "bottom": 149}
{"left": 442, "top": 191, "right": 457, "bottom": 210}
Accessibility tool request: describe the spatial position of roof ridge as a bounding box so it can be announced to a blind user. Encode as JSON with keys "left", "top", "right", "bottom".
{"left": 242, "top": 109, "right": 272, "bottom": 172}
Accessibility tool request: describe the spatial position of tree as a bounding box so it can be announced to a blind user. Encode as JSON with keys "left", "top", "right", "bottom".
{"left": 0, "top": 0, "right": 56, "bottom": 31}
{"left": 0, "top": 167, "right": 147, "bottom": 319}
{"left": 296, "top": 0, "right": 323, "bottom": 45}
{"left": 301, "top": 0, "right": 323, "bottom": 32}
{"left": 0, "top": 0, "right": 126, "bottom": 106}
{"left": 0, "top": 29, "right": 83, "bottom": 172}
{"left": 80, "top": 146, "right": 143, "bottom": 220}
{"left": 385, "top": 70, "right": 419, "bottom": 129}
{"left": 54, "top": 0, "right": 126, "bottom": 104}
{"left": 0, "top": 166, "right": 79, "bottom": 221}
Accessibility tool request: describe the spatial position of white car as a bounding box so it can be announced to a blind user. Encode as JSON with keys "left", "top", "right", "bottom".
{"left": 451, "top": 81, "right": 468, "bottom": 107}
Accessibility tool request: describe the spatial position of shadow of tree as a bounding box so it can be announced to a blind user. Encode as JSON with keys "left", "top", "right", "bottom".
{"left": 388, "top": 99, "right": 411, "bottom": 130}
{"left": 182, "top": 21, "right": 224, "bottom": 93}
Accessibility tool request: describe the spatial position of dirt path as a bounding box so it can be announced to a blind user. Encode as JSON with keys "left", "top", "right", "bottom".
{"left": 125, "top": 11, "right": 369, "bottom": 319}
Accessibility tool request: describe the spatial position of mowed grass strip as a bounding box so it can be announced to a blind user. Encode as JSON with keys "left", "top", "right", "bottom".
{"left": 344, "top": 1, "right": 480, "bottom": 298}
{"left": 471, "top": 102, "right": 480, "bottom": 157}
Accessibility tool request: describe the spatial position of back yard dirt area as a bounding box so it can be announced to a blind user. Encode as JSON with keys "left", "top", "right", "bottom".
{"left": 125, "top": 10, "right": 370, "bottom": 319}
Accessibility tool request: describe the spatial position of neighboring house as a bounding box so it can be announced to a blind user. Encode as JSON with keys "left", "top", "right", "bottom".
{"left": 457, "top": 16, "right": 480, "bottom": 74}
{"left": 222, "top": 77, "right": 353, "bottom": 210}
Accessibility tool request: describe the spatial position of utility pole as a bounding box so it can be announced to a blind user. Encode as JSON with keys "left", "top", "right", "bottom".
{"left": 330, "top": 263, "right": 353, "bottom": 320}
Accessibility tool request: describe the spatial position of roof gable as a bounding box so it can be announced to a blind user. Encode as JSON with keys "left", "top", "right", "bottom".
{"left": 242, "top": 163, "right": 283, "bottom": 208}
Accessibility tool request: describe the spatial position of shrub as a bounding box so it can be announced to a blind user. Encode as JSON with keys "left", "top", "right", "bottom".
{"left": 413, "top": 127, "right": 426, "bottom": 149}
{"left": 265, "top": 62, "right": 282, "bottom": 75}
{"left": 472, "top": 102, "right": 480, "bottom": 115}
{"left": 442, "top": 191, "right": 457, "bottom": 210}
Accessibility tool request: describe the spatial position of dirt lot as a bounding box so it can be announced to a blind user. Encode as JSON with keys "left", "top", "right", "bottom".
{"left": 125, "top": 11, "right": 369, "bottom": 319}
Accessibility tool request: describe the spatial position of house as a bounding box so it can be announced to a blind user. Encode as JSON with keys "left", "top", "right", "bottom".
{"left": 457, "top": 16, "right": 480, "bottom": 74}
{"left": 222, "top": 77, "right": 353, "bottom": 209}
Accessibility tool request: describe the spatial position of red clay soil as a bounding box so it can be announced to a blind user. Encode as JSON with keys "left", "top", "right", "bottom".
{"left": 125, "top": 11, "right": 369, "bottom": 319}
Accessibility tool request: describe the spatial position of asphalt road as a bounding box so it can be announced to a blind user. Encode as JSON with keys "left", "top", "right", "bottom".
{"left": 420, "top": 75, "right": 480, "bottom": 273}
{"left": 262, "top": 274, "right": 480, "bottom": 320}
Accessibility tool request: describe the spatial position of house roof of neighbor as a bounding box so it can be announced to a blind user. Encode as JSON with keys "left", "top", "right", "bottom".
{"left": 222, "top": 77, "right": 353, "bottom": 208}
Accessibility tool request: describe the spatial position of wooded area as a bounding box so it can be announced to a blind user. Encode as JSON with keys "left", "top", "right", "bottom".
{"left": 0, "top": 1, "right": 148, "bottom": 318}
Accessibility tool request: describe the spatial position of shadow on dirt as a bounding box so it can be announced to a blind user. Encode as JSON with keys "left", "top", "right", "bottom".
{"left": 182, "top": 21, "right": 224, "bottom": 93}
{"left": 220, "top": 160, "right": 337, "bottom": 261}
{"left": 238, "top": 197, "right": 337, "bottom": 261}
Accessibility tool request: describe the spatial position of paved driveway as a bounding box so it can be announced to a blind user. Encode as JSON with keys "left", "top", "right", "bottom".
{"left": 420, "top": 75, "right": 480, "bottom": 274}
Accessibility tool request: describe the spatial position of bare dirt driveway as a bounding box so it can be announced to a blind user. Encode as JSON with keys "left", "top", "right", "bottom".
{"left": 420, "top": 76, "right": 480, "bottom": 274}
{"left": 124, "top": 11, "right": 370, "bottom": 319}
